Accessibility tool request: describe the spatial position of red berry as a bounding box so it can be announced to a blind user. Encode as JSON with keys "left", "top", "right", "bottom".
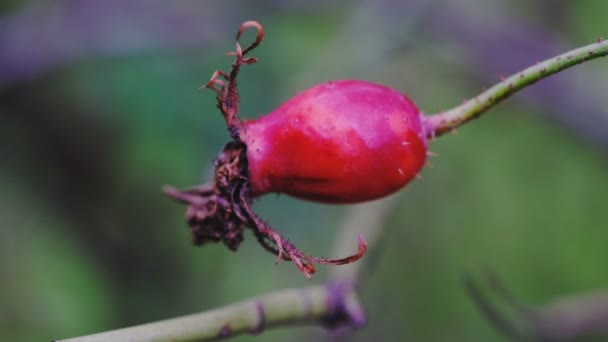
{"left": 242, "top": 79, "right": 427, "bottom": 203}
{"left": 164, "top": 21, "right": 423, "bottom": 278}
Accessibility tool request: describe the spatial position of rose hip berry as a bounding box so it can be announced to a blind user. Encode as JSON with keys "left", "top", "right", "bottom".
{"left": 243, "top": 79, "right": 426, "bottom": 203}
{"left": 164, "top": 21, "right": 427, "bottom": 278}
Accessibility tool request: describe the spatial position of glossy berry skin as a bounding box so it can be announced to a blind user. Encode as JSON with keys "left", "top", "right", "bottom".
{"left": 241, "top": 79, "right": 427, "bottom": 203}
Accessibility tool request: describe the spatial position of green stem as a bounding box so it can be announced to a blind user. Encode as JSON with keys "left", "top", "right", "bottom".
{"left": 55, "top": 284, "right": 364, "bottom": 342}
{"left": 424, "top": 38, "right": 608, "bottom": 138}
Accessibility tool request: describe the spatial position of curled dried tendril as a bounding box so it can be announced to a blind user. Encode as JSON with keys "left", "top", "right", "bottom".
{"left": 201, "top": 20, "right": 266, "bottom": 141}
{"left": 165, "top": 21, "right": 367, "bottom": 278}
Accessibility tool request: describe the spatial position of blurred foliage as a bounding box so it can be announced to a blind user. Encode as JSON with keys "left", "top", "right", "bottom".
{"left": 1, "top": 1, "right": 607, "bottom": 341}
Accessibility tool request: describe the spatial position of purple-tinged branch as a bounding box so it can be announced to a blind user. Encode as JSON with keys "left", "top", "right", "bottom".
{"left": 424, "top": 38, "right": 608, "bottom": 138}
{"left": 55, "top": 284, "right": 365, "bottom": 342}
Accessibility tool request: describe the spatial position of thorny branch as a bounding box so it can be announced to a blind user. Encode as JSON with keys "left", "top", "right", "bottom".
{"left": 424, "top": 38, "right": 608, "bottom": 138}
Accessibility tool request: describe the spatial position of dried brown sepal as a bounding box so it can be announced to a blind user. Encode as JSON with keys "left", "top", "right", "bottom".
{"left": 164, "top": 20, "right": 367, "bottom": 278}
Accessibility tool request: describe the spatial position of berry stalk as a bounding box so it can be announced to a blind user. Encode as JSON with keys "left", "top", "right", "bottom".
{"left": 424, "top": 38, "right": 608, "bottom": 138}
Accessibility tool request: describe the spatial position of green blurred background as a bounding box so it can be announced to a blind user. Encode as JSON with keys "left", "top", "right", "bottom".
{"left": 1, "top": 1, "right": 607, "bottom": 341}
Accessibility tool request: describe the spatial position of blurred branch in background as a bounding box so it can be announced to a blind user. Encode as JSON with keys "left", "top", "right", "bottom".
{"left": 466, "top": 272, "right": 608, "bottom": 340}
{"left": 289, "top": 0, "right": 439, "bottom": 88}
{"left": 328, "top": 198, "right": 399, "bottom": 284}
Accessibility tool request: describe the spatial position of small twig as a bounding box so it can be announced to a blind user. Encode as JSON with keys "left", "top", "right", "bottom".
{"left": 464, "top": 273, "right": 534, "bottom": 340}
{"left": 425, "top": 38, "right": 608, "bottom": 137}
{"left": 484, "top": 271, "right": 532, "bottom": 317}
{"left": 466, "top": 272, "right": 608, "bottom": 340}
